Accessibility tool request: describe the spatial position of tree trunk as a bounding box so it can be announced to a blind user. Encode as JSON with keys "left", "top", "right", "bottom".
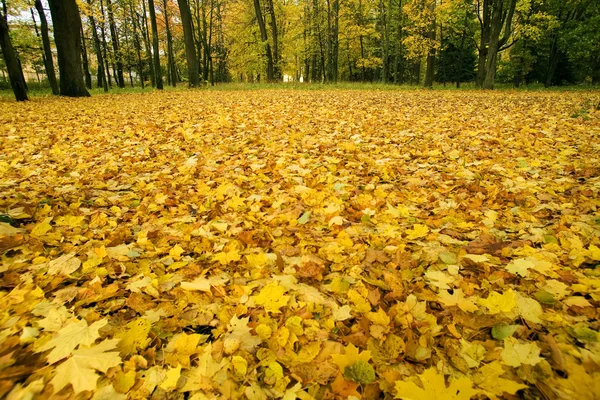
{"left": 265, "top": 0, "right": 279, "bottom": 80}
{"left": 148, "top": 0, "right": 163, "bottom": 89}
{"left": 48, "top": 0, "right": 90, "bottom": 96}
{"left": 86, "top": 1, "right": 108, "bottom": 91}
{"left": 0, "top": 14, "right": 28, "bottom": 101}
{"left": 423, "top": 0, "right": 436, "bottom": 88}
{"left": 253, "top": 0, "right": 273, "bottom": 81}
{"left": 177, "top": 0, "right": 200, "bottom": 86}
{"left": 141, "top": 0, "right": 155, "bottom": 87}
{"left": 106, "top": 0, "right": 124, "bottom": 88}
{"left": 99, "top": 0, "right": 112, "bottom": 88}
{"left": 80, "top": 22, "right": 93, "bottom": 89}
{"left": 545, "top": 34, "right": 559, "bottom": 88}
{"left": 480, "top": 0, "right": 516, "bottom": 89}
{"left": 129, "top": 0, "right": 145, "bottom": 88}
{"left": 163, "top": 0, "right": 177, "bottom": 86}
{"left": 332, "top": 0, "right": 339, "bottom": 82}
{"left": 34, "top": 0, "right": 59, "bottom": 95}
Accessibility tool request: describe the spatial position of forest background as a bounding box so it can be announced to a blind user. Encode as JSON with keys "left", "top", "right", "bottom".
{"left": 1, "top": 0, "right": 600, "bottom": 100}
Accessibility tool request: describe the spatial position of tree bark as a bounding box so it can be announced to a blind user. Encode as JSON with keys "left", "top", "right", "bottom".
{"left": 99, "top": 0, "right": 112, "bottom": 87}
{"left": 129, "top": 0, "right": 145, "bottom": 88}
{"left": 80, "top": 22, "right": 93, "bottom": 89}
{"left": 177, "top": 0, "right": 200, "bottom": 86}
{"left": 34, "top": 0, "right": 59, "bottom": 95}
{"left": 253, "top": 0, "right": 273, "bottom": 81}
{"left": 163, "top": 0, "right": 177, "bottom": 86}
{"left": 106, "top": 0, "right": 125, "bottom": 87}
{"left": 0, "top": 13, "right": 28, "bottom": 101}
{"left": 479, "top": 0, "right": 516, "bottom": 89}
{"left": 265, "top": 0, "right": 279, "bottom": 80}
{"left": 148, "top": 0, "right": 163, "bottom": 89}
{"left": 141, "top": 0, "right": 155, "bottom": 87}
{"left": 423, "top": 0, "right": 436, "bottom": 88}
{"left": 48, "top": 0, "right": 90, "bottom": 96}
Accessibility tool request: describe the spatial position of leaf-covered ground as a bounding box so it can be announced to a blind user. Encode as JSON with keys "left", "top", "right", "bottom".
{"left": 1, "top": 90, "right": 600, "bottom": 400}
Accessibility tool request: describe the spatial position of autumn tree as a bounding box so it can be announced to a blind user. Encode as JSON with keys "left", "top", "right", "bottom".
{"left": 475, "top": 0, "right": 517, "bottom": 89}
{"left": 0, "top": 5, "right": 28, "bottom": 100}
{"left": 177, "top": 0, "right": 200, "bottom": 86}
{"left": 33, "top": 0, "right": 58, "bottom": 95}
{"left": 48, "top": 0, "right": 90, "bottom": 96}
{"left": 148, "top": 0, "right": 163, "bottom": 88}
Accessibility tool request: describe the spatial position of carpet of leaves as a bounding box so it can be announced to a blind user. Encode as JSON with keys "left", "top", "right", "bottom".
{"left": 1, "top": 90, "right": 600, "bottom": 400}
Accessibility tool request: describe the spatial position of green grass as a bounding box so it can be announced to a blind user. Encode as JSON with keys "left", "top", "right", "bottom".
{"left": 1, "top": 80, "right": 600, "bottom": 100}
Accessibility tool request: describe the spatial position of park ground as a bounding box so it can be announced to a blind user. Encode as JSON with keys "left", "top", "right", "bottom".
{"left": 0, "top": 89, "right": 600, "bottom": 399}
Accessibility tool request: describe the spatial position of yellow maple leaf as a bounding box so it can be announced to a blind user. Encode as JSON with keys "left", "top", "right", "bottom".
{"left": 475, "top": 361, "right": 527, "bottom": 399}
{"left": 36, "top": 318, "right": 107, "bottom": 364}
{"left": 331, "top": 343, "right": 371, "bottom": 372}
{"left": 405, "top": 224, "right": 429, "bottom": 240}
{"left": 169, "top": 244, "right": 185, "bottom": 259}
{"left": 478, "top": 289, "right": 517, "bottom": 314}
{"left": 115, "top": 318, "right": 151, "bottom": 355}
{"left": 159, "top": 365, "right": 182, "bottom": 391}
{"left": 252, "top": 282, "right": 290, "bottom": 313}
{"left": 438, "top": 289, "right": 479, "bottom": 312}
{"left": 501, "top": 337, "right": 542, "bottom": 367}
{"left": 49, "top": 339, "right": 121, "bottom": 394}
{"left": 394, "top": 367, "right": 479, "bottom": 400}
{"left": 31, "top": 217, "right": 53, "bottom": 237}
{"left": 213, "top": 249, "right": 241, "bottom": 265}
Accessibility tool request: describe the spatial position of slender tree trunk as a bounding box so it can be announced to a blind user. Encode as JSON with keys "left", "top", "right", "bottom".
{"left": 265, "top": 0, "right": 279, "bottom": 80}
{"left": 148, "top": 0, "right": 163, "bottom": 88}
{"left": 86, "top": 1, "right": 108, "bottom": 91}
{"left": 48, "top": 0, "right": 90, "bottom": 96}
{"left": 177, "top": 0, "right": 200, "bottom": 86}
{"left": 106, "top": 0, "right": 124, "bottom": 87}
{"left": 0, "top": 13, "right": 28, "bottom": 100}
{"left": 332, "top": 0, "right": 339, "bottom": 82}
{"left": 99, "top": 0, "right": 112, "bottom": 87}
{"left": 33, "top": 0, "right": 59, "bottom": 95}
{"left": 129, "top": 0, "right": 145, "bottom": 88}
{"left": 545, "top": 34, "right": 559, "bottom": 88}
{"left": 141, "top": 0, "right": 155, "bottom": 87}
{"left": 253, "top": 0, "right": 274, "bottom": 81}
{"left": 423, "top": 0, "right": 436, "bottom": 88}
{"left": 163, "top": 0, "right": 177, "bottom": 86}
{"left": 456, "top": 10, "right": 468, "bottom": 88}
{"left": 80, "top": 22, "right": 93, "bottom": 89}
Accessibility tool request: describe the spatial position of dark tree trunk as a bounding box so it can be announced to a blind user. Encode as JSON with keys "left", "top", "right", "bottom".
{"left": 332, "top": 0, "right": 339, "bottom": 82}
{"left": 106, "top": 0, "right": 125, "bottom": 88}
{"left": 99, "top": 0, "right": 112, "bottom": 88}
{"left": 80, "top": 22, "right": 93, "bottom": 89}
{"left": 34, "top": 0, "right": 59, "bottom": 95}
{"left": 265, "top": 0, "right": 279, "bottom": 80}
{"left": 253, "top": 0, "right": 274, "bottom": 82}
{"left": 86, "top": 1, "right": 108, "bottom": 91}
{"left": 148, "top": 0, "right": 163, "bottom": 89}
{"left": 545, "top": 34, "right": 559, "bottom": 88}
{"left": 48, "top": 0, "right": 90, "bottom": 96}
{"left": 0, "top": 13, "right": 28, "bottom": 101}
{"left": 163, "top": 0, "right": 177, "bottom": 86}
{"left": 177, "top": 0, "right": 200, "bottom": 86}
{"left": 141, "top": 0, "right": 155, "bottom": 87}
{"left": 479, "top": 0, "right": 516, "bottom": 89}
{"left": 423, "top": 0, "right": 436, "bottom": 88}
{"left": 129, "top": 0, "right": 145, "bottom": 88}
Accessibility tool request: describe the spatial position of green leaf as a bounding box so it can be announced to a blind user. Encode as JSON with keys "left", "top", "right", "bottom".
{"left": 534, "top": 290, "right": 556, "bottom": 305}
{"left": 297, "top": 211, "right": 311, "bottom": 225}
{"left": 492, "top": 323, "right": 519, "bottom": 340}
{"left": 343, "top": 360, "right": 376, "bottom": 384}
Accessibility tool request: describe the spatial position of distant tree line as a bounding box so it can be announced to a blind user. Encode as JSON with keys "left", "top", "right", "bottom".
{"left": 1, "top": 0, "right": 599, "bottom": 100}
